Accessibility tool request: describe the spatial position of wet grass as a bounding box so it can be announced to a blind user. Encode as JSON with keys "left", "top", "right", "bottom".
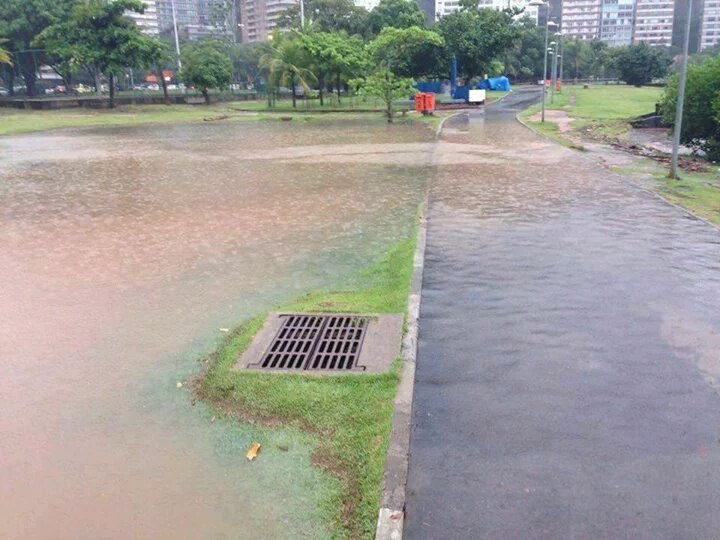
{"left": 612, "top": 160, "right": 720, "bottom": 226}
{"left": 195, "top": 235, "right": 418, "bottom": 539}
{"left": 0, "top": 104, "right": 413, "bottom": 136}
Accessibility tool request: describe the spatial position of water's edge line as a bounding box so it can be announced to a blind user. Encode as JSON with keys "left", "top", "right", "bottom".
{"left": 375, "top": 112, "right": 459, "bottom": 540}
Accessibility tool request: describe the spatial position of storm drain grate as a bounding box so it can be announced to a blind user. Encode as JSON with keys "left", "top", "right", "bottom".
{"left": 256, "top": 314, "right": 369, "bottom": 371}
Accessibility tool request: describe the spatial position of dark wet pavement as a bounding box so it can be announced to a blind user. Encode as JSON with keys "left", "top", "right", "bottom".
{"left": 406, "top": 88, "right": 720, "bottom": 539}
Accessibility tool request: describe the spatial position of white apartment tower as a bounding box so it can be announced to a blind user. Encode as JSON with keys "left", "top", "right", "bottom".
{"left": 436, "top": 0, "right": 539, "bottom": 20}
{"left": 127, "top": 0, "right": 160, "bottom": 35}
{"left": 700, "top": 0, "right": 720, "bottom": 49}
{"left": 633, "top": 0, "right": 675, "bottom": 46}
{"left": 561, "top": 0, "right": 602, "bottom": 40}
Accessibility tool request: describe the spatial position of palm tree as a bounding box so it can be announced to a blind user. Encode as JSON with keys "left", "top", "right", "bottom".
{"left": 260, "top": 32, "right": 316, "bottom": 108}
{"left": 0, "top": 39, "right": 12, "bottom": 66}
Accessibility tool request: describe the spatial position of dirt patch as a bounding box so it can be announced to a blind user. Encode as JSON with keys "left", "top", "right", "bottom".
{"left": 529, "top": 109, "right": 575, "bottom": 132}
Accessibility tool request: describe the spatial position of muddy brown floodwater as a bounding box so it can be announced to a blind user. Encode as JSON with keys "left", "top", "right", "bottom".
{"left": 0, "top": 119, "right": 436, "bottom": 539}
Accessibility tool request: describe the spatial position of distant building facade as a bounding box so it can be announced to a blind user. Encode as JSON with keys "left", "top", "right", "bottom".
{"left": 700, "top": 0, "right": 720, "bottom": 49}
{"left": 434, "top": 0, "right": 540, "bottom": 21}
{"left": 240, "top": 0, "right": 298, "bottom": 42}
{"left": 599, "top": 0, "right": 635, "bottom": 45}
{"left": 561, "top": 0, "right": 603, "bottom": 40}
{"left": 127, "top": 0, "right": 160, "bottom": 35}
{"left": 633, "top": 0, "right": 675, "bottom": 46}
{"left": 156, "top": 0, "right": 231, "bottom": 39}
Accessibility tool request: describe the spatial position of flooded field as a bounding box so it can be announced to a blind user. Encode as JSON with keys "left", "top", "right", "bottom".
{"left": 0, "top": 119, "right": 434, "bottom": 539}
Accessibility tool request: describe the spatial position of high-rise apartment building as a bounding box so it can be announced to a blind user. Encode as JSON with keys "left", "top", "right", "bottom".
{"left": 633, "top": 0, "right": 675, "bottom": 46}
{"left": 599, "top": 0, "right": 635, "bottom": 45}
{"left": 240, "top": 0, "right": 298, "bottom": 42}
{"left": 156, "top": 0, "right": 231, "bottom": 39}
{"left": 700, "top": 0, "right": 720, "bottom": 49}
{"left": 561, "top": 0, "right": 602, "bottom": 40}
{"left": 127, "top": 0, "right": 160, "bottom": 35}
{"left": 435, "top": 0, "right": 540, "bottom": 21}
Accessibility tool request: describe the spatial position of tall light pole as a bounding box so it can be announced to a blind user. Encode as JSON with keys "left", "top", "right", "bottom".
{"left": 550, "top": 32, "right": 561, "bottom": 104}
{"left": 670, "top": 0, "right": 692, "bottom": 179}
{"left": 537, "top": 5, "right": 557, "bottom": 123}
{"left": 170, "top": 0, "right": 182, "bottom": 72}
{"left": 300, "top": 0, "right": 305, "bottom": 27}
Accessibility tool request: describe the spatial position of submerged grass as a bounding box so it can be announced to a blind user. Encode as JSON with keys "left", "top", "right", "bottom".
{"left": 0, "top": 104, "right": 419, "bottom": 136}
{"left": 195, "top": 236, "right": 418, "bottom": 539}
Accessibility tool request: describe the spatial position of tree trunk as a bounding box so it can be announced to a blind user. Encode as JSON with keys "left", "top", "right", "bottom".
{"left": 158, "top": 66, "right": 169, "bottom": 105}
{"left": 318, "top": 73, "right": 324, "bottom": 107}
{"left": 202, "top": 88, "right": 210, "bottom": 105}
{"left": 20, "top": 61, "right": 37, "bottom": 97}
{"left": 267, "top": 86, "right": 272, "bottom": 107}
{"left": 6, "top": 68, "right": 15, "bottom": 96}
{"left": 94, "top": 70, "right": 102, "bottom": 96}
{"left": 336, "top": 72, "right": 341, "bottom": 103}
{"left": 109, "top": 72, "right": 116, "bottom": 108}
{"left": 291, "top": 73, "right": 297, "bottom": 108}
{"left": 385, "top": 72, "right": 392, "bottom": 123}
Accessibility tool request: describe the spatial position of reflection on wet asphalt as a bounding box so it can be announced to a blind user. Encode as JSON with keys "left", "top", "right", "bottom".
{"left": 406, "top": 88, "right": 720, "bottom": 539}
{"left": 0, "top": 119, "right": 433, "bottom": 539}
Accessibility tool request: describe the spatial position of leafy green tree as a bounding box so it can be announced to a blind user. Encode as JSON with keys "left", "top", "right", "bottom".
{"left": 365, "top": 0, "right": 426, "bottom": 36}
{"left": 662, "top": 54, "right": 720, "bottom": 161}
{"left": 34, "top": 22, "right": 81, "bottom": 92}
{"left": 279, "top": 0, "right": 368, "bottom": 35}
{"left": 300, "top": 31, "right": 366, "bottom": 104}
{"left": 353, "top": 68, "right": 414, "bottom": 122}
{"left": 504, "top": 18, "right": 544, "bottom": 81}
{"left": 615, "top": 42, "right": 670, "bottom": 86}
{"left": 260, "top": 32, "right": 316, "bottom": 108}
{"left": 0, "top": 39, "right": 11, "bottom": 66}
{"left": 561, "top": 38, "right": 593, "bottom": 80}
{"left": 181, "top": 40, "right": 233, "bottom": 104}
{"left": 437, "top": 7, "right": 520, "bottom": 83}
{"left": 229, "top": 41, "right": 270, "bottom": 85}
{"left": 367, "top": 26, "right": 445, "bottom": 79}
{"left": 38, "top": 0, "right": 166, "bottom": 106}
{"left": 0, "top": 0, "right": 78, "bottom": 96}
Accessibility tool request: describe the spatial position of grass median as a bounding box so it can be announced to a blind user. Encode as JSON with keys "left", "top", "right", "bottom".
{"left": 194, "top": 234, "right": 418, "bottom": 539}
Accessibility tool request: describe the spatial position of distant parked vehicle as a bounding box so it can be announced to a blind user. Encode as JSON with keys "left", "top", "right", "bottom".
{"left": 75, "top": 84, "right": 93, "bottom": 93}
{"left": 0, "top": 87, "right": 10, "bottom": 96}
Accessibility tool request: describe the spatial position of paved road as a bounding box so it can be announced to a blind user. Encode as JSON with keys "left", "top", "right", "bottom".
{"left": 405, "top": 88, "right": 720, "bottom": 539}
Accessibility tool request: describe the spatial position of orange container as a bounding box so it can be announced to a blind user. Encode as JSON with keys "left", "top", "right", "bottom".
{"left": 424, "top": 92, "right": 436, "bottom": 111}
{"left": 414, "top": 93, "right": 426, "bottom": 113}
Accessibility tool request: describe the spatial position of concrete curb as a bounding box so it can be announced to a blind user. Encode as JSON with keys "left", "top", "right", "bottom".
{"left": 375, "top": 113, "right": 460, "bottom": 540}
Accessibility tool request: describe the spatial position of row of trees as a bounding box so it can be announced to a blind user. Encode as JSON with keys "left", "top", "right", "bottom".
{"left": 662, "top": 52, "right": 720, "bottom": 161}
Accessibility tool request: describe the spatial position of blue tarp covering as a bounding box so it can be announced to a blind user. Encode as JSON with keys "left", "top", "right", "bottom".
{"left": 452, "top": 85, "right": 470, "bottom": 101}
{"left": 478, "top": 76, "right": 511, "bottom": 91}
{"left": 416, "top": 81, "right": 443, "bottom": 93}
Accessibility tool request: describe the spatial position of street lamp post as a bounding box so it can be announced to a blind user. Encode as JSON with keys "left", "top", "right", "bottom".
{"left": 170, "top": 0, "right": 182, "bottom": 73}
{"left": 550, "top": 32, "right": 561, "bottom": 104}
{"left": 540, "top": 13, "right": 557, "bottom": 122}
{"left": 670, "top": 0, "right": 693, "bottom": 179}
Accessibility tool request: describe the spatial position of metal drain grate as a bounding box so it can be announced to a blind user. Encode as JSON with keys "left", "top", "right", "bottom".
{"left": 257, "top": 314, "right": 369, "bottom": 371}
{"left": 308, "top": 316, "right": 368, "bottom": 371}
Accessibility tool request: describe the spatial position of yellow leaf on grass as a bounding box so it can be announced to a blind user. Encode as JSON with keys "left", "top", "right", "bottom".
{"left": 246, "top": 442, "right": 262, "bottom": 461}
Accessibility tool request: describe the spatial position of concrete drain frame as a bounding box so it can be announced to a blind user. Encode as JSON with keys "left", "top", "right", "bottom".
{"left": 235, "top": 312, "right": 403, "bottom": 374}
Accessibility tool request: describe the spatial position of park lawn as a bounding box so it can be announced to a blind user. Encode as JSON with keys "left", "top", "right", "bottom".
{"left": 0, "top": 103, "right": 414, "bottom": 136}
{"left": 0, "top": 104, "right": 258, "bottom": 136}
{"left": 195, "top": 234, "right": 418, "bottom": 539}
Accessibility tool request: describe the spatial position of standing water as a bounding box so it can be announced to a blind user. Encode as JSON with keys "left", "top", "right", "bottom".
{"left": 0, "top": 119, "right": 434, "bottom": 538}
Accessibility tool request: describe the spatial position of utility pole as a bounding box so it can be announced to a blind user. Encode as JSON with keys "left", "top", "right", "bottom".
{"left": 540, "top": 12, "right": 556, "bottom": 122}
{"left": 170, "top": 0, "right": 182, "bottom": 72}
{"left": 550, "top": 41, "right": 558, "bottom": 105}
{"left": 670, "top": 0, "right": 692, "bottom": 179}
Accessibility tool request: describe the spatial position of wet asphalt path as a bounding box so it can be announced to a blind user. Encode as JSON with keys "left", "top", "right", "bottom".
{"left": 405, "top": 88, "right": 720, "bottom": 539}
